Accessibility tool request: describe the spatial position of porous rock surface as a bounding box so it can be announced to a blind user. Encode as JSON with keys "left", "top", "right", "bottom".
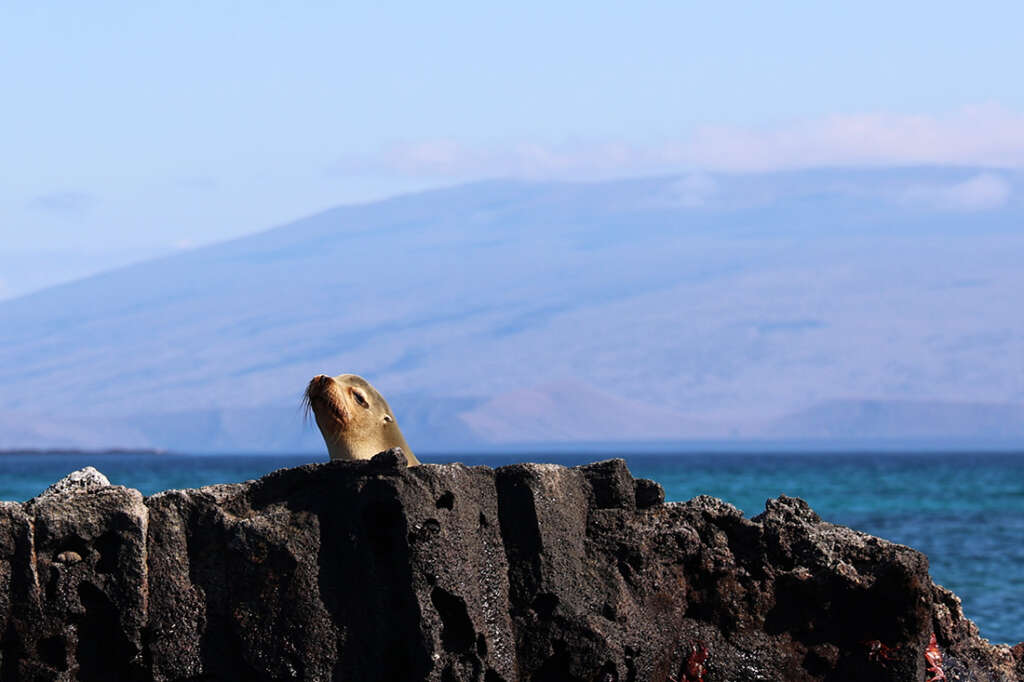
{"left": 0, "top": 453, "right": 1020, "bottom": 681}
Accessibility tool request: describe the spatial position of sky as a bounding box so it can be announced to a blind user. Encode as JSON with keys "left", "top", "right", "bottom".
{"left": 2, "top": 1, "right": 1024, "bottom": 298}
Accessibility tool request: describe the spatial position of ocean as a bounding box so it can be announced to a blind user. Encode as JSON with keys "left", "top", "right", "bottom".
{"left": 1, "top": 451, "right": 1021, "bottom": 645}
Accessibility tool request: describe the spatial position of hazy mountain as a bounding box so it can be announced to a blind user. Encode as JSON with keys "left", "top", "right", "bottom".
{"left": 2, "top": 169, "right": 1022, "bottom": 451}
{"left": 765, "top": 400, "right": 1024, "bottom": 440}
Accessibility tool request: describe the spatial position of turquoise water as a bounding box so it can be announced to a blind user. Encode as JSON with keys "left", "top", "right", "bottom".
{"left": 1, "top": 451, "right": 1021, "bottom": 644}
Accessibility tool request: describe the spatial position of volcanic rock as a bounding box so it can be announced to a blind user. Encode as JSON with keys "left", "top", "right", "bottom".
{"left": 0, "top": 458, "right": 1019, "bottom": 681}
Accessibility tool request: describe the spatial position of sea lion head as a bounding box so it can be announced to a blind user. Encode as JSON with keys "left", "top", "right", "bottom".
{"left": 304, "top": 373, "right": 418, "bottom": 465}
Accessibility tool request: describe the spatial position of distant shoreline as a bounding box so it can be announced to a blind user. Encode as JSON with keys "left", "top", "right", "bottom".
{"left": 0, "top": 448, "right": 170, "bottom": 456}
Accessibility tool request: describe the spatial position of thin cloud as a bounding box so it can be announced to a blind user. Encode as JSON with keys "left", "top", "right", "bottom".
{"left": 665, "top": 173, "right": 719, "bottom": 207}
{"left": 686, "top": 106, "right": 1024, "bottom": 171}
{"left": 900, "top": 173, "right": 1012, "bottom": 211}
{"left": 29, "top": 191, "right": 96, "bottom": 218}
{"left": 331, "top": 105, "right": 1024, "bottom": 179}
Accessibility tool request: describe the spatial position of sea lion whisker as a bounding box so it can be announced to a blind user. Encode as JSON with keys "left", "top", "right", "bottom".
{"left": 300, "top": 391, "right": 313, "bottom": 425}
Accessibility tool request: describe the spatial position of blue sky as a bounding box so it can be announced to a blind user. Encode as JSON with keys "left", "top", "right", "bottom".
{"left": 2, "top": 1, "right": 1024, "bottom": 297}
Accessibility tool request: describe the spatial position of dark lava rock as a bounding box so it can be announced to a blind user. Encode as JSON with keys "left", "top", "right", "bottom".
{"left": 634, "top": 478, "right": 665, "bottom": 509}
{"left": 369, "top": 447, "right": 409, "bottom": 469}
{"left": 0, "top": 459, "right": 1019, "bottom": 681}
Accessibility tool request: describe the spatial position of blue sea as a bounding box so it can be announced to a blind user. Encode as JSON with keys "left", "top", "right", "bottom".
{"left": 1, "top": 451, "right": 1021, "bottom": 645}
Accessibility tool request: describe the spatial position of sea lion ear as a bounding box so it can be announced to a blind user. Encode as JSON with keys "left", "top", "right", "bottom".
{"left": 383, "top": 414, "right": 393, "bottom": 423}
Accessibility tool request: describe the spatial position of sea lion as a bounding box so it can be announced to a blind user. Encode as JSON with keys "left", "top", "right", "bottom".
{"left": 304, "top": 373, "right": 419, "bottom": 465}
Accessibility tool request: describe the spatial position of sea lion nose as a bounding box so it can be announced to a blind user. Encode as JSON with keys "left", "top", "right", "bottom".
{"left": 309, "top": 374, "right": 332, "bottom": 392}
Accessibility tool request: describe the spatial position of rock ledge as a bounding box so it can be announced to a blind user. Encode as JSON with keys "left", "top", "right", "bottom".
{"left": 0, "top": 457, "right": 1019, "bottom": 681}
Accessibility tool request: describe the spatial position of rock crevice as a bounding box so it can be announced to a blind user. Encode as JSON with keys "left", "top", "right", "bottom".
{"left": 0, "top": 455, "right": 1020, "bottom": 681}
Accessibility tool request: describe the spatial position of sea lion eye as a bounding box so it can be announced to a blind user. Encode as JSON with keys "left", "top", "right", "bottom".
{"left": 352, "top": 390, "right": 369, "bottom": 408}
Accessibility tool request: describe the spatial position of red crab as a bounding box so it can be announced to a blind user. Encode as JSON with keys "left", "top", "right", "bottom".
{"left": 863, "top": 639, "right": 897, "bottom": 664}
{"left": 669, "top": 641, "right": 709, "bottom": 682}
{"left": 924, "top": 633, "right": 947, "bottom": 681}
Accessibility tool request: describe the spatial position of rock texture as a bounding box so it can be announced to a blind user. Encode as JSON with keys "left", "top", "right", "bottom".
{"left": 0, "top": 454, "right": 1020, "bottom": 681}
